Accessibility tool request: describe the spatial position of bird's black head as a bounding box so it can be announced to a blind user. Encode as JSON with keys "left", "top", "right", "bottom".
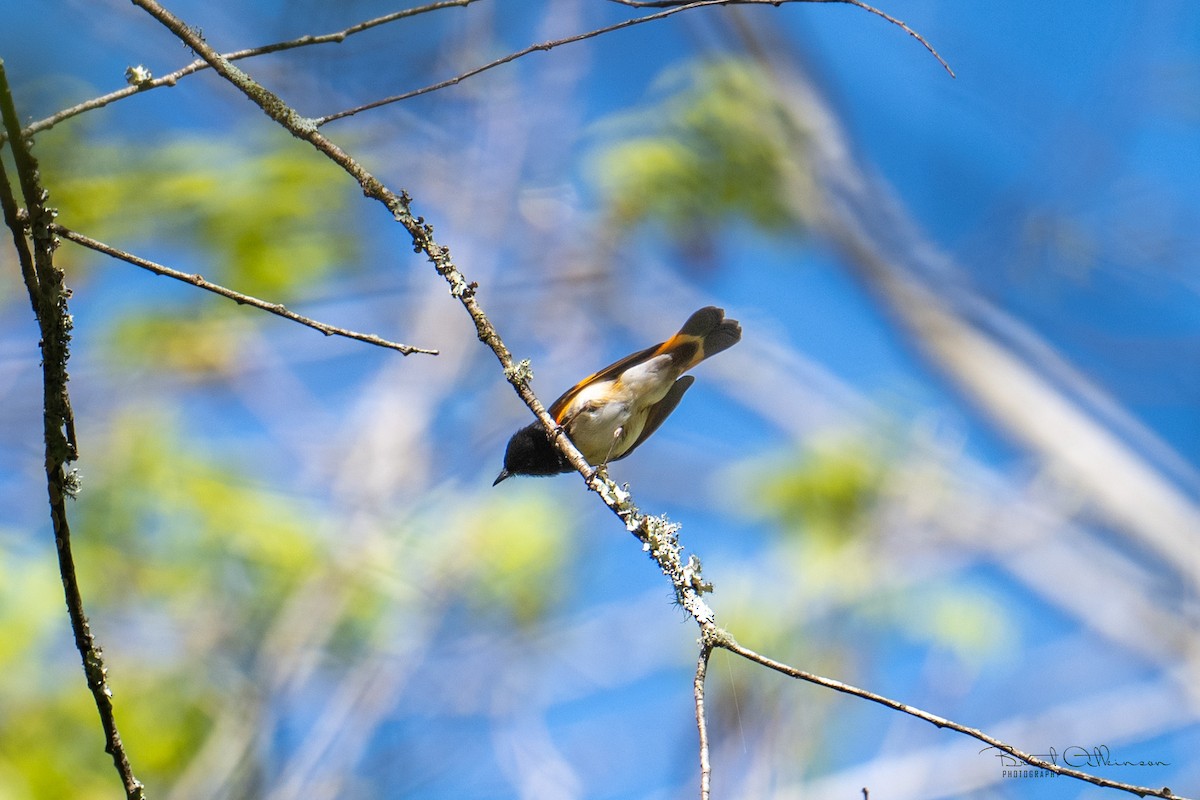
{"left": 493, "top": 423, "right": 573, "bottom": 485}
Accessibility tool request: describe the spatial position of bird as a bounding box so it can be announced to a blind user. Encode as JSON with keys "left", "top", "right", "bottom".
{"left": 493, "top": 306, "right": 741, "bottom": 485}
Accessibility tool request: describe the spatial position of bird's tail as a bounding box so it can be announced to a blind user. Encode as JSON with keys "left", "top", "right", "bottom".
{"left": 659, "top": 306, "right": 742, "bottom": 371}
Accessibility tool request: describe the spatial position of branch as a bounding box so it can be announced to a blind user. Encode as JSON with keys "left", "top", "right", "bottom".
{"left": 23, "top": 0, "right": 480, "bottom": 137}
{"left": 694, "top": 641, "right": 714, "bottom": 800}
{"left": 0, "top": 59, "right": 145, "bottom": 800}
{"left": 316, "top": 0, "right": 951, "bottom": 127}
{"left": 828, "top": 0, "right": 954, "bottom": 77}
{"left": 316, "top": 0, "right": 739, "bottom": 126}
{"left": 717, "top": 632, "right": 1189, "bottom": 799}
{"left": 604, "top": 0, "right": 954, "bottom": 78}
{"left": 322, "top": 0, "right": 924, "bottom": 126}
{"left": 53, "top": 225, "right": 438, "bottom": 356}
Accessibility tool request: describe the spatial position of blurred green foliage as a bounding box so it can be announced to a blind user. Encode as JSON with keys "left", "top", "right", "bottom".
{"left": 31, "top": 126, "right": 367, "bottom": 376}
{"left": 458, "top": 489, "right": 572, "bottom": 627}
{"left": 105, "top": 309, "right": 251, "bottom": 375}
{"left": 41, "top": 129, "right": 361, "bottom": 299}
{"left": 76, "top": 410, "right": 324, "bottom": 604}
{"left": 592, "top": 59, "right": 814, "bottom": 249}
{"left": 755, "top": 436, "right": 885, "bottom": 546}
{"left": 0, "top": 405, "right": 577, "bottom": 797}
{"left": 726, "top": 432, "right": 1011, "bottom": 679}
{"left": 864, "top": 584, "right": 1016, "bottom": 665}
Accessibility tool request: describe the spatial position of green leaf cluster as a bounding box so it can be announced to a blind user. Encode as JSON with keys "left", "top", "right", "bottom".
{"left": 755, "top": 436, "right": 886, "bottom": 546}
{"left": 105, "top": 310, "right": 252, "bottom": 375}
{"left": 42, "top": 130, "right": 361, "bottom": 298}
{"left": 593, "top": 59, "right": 815, "bottom": 244}
{"left": 729, "top": 434, "right": 1015, "bottom": 671}
{"left": 441, "top": 487, "right": 574, "bottom": 628}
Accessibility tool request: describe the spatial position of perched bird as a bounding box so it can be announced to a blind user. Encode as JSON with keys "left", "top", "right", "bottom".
{"left": 493, "top": 306, "right": 741, "bottom": 485}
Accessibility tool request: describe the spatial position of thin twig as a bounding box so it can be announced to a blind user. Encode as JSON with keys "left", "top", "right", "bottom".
{"left": 22, "top": 0, "right": 480, "bottom": 137}
{"left": 0, "top": 60, "right": 145, "bottom": 800}
{"left": 605, "top": 0, "right": 954, "bottom": 78}
{"left": 53, "top": 225, "right": 437, "bottom": 356}
{"left": 315, "top": 0, "right": 950, "bottom": 127}
{"left": 316, "top": 0, "right": 745, "bottom": 126}
{"left": 694, "top": 641, "right": 714, "bottom": 800}
{"left": 718, "top": 634, "right": 1189, "bottom": 799}
{"left": 830, "top": 0, "right": 954, "bottom": 77}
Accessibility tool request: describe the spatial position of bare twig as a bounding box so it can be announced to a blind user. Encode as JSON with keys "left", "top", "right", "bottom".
{"left": 27, "top": 0, "right": 951, "bottom": 138}
{"left": 829, "top": 0, "right": 954, "bottom": 77}
{"left": 0, "top": 59, "right": 145, "bottom": 800}
{"left": 694, "top": 641, "right": 714, "bottom": 800}
{"left": 23, "top": 0, "right": 480, "bottom": 137}
{"left": 316, "top": 0, "right": 951, "bottom": 126}
{"left": 718, "top": 634, "right": 1189, "bottom": 799}
{"left": 604, "top": 0, "right": 954, "bottom": 78}
{"left": 315, "top": 0, "right": 734, "bottom": 125}
{"left": 323, "top": 0, "right": 909, "bottom": 126}
{"left": 53, "top": 225, "right": 437, "bottom": 356}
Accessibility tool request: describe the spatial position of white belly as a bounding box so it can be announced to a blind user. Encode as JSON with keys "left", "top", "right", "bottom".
{"left": 564, "top": 354, "right": 677, "bottom": 463}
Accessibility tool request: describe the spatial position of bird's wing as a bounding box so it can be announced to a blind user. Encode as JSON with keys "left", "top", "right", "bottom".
{"left": 547, "top": 341, "right": 663, "bottom": 423}
{"left": 613, "top": 375, "right": 695, "bottom": 461}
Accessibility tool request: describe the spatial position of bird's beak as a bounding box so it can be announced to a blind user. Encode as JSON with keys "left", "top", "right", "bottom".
{"left": 492, "top": 469, "right": 510, "bottom": 486}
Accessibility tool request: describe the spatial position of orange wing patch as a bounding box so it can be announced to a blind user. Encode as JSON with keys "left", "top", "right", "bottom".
{"left": 547, "top": 342, "right": 662, "bottom": 423}
{"left": 545, "top": 306, "right": 740, "bottom": 422}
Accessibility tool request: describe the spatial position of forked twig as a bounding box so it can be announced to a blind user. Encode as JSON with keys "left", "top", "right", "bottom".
{"left": 23, "top": 0, "right": 479, "bottom": 137}
{"left": 26, "top": 0, "right": 950, "bottom": 141}
{"left": 315, "top": 0, "right": 952, "bottom": 127}
{"left": 315, "top": 0, "right": 732, "bottom": 125}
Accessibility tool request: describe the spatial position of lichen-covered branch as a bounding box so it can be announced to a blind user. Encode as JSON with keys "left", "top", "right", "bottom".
{"left": 0, "top": 58, "right": 145, "bottom": 800}
{"left": 694, "top": 641, "right": 714, "bottom": 800}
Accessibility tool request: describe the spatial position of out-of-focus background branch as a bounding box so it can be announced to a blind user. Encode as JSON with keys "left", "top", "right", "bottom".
{"left": 1, "top": 2, "right": 1196, "bottom": 799}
